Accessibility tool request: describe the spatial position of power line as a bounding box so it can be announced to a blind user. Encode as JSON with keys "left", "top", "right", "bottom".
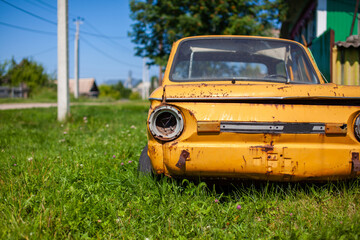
{"left": 25, "top": 0, "right": 56, "bottom": 14}
{"left": 83, "top": 21, "right": 127, "bottom": 40}
{"left": 81, "top": 30, "right": 127, "bottom": 39}
{"left": 0, "top": 0, "right": 57, "bottom": 25}
{"left": 81, "top": 37, "right": 142, "bottom": 69}
{"left": 82, "top": 20, "right": 131, "bottom": 52}
{"left": 35, "top": 0, "right": 57, "bottom": 11}
{"left": 33, "top": 0, "right": 79, "bottom": 19}
{"left": 27, "top": 46, "right": 57, "bottom": 57}
{"left": 1, "top": 0, "right": 129, "bottom": 40}
{"left": 0, "top": 21, "right": 56, "bottom": 35}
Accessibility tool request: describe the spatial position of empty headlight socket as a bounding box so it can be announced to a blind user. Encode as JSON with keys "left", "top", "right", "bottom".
{"left": 148, "top": 105, "right": 184, "bottom": 141}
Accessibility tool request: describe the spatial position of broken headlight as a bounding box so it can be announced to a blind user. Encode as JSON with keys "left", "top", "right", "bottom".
{"left": 148, "top": 105, "right": 184, "bottom": 141}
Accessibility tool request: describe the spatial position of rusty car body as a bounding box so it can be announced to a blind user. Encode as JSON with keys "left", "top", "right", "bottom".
{"left": 138, "top": 36, "right": 360, "bottom": 181}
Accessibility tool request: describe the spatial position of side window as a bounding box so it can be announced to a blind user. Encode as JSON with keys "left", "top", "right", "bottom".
{"left": 289, "top": 49, "right": 318, "bottom": 83}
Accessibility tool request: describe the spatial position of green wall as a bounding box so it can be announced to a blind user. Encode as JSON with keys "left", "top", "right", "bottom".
{"left": 327, "top": 0, "right": 359, "bottom": 42}
{"left": 310, "top": 29, "right": 332, "bottom": 82}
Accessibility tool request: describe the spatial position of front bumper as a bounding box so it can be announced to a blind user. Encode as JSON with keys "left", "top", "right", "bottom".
{"left": 147, "top": 101, "right": 360, "bottom": 181}
{"left": 162, "top": 140, "right": 359, "bottom": 181}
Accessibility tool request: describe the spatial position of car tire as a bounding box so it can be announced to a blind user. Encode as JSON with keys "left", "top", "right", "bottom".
{"left": 138, "top": 145, "right": 153, "bottom": 175}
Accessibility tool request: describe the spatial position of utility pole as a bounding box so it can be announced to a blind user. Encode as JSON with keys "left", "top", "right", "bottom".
{"left": 57, "top": 0, "right": 69, "bottom": 121}
{"left": 142, "top": 58, "right": 149, "bottom": 99}
{"left": 127, "top": 70, "right": 132, "bottom": 89}
{"left": 74, "top": 17, "right": 83, "bottom": 99}
{"left": 142, "top": 58, "right": 146, "bottom": 99}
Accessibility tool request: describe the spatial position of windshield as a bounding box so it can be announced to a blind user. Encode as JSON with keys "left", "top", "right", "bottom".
{"left": 170, "top": 38, "right": 320, "bottom": 84}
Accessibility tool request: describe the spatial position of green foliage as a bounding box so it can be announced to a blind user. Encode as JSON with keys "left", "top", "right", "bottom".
{"left": 112, "top": 81, "right": 132, "bottom": 99}
{"left": 0, "top": 60, "right": 10, "bottom": 85}
{"left": 129, "top": 91, "right": 141, "bottom": 100}
{"left": 3, "top": 58, "right": 51, "bottom": 95}
{"left": 30, "top": 87, "right": 57, "bottom": 101}
{"left": 0, "top": 103, "right": 360, "bottom": 239}
{"left": 99, "top": 82, "right": 133, "bottom": 100}
{"left": 129, "top": 0, "right": 284, "bottom": 66}
{"left": 98, "top": 84, "right": 121, "bottom": 100}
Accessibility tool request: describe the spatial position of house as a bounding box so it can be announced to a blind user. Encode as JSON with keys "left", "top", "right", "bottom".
{"left": 132, "top": 80, "right": 150, "bottom": 99}
{"left": 69, "top": 78, "right": 99, "bottom": 97}
{"left": 280, "top": 0, "right": 359, "bottom": 85}
{"left": 0, "top": 84, "right": 29, "bottom": 98}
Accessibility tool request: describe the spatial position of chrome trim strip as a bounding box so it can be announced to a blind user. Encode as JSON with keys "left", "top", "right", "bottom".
{"left": 221, "top": 124, "right": 284, "bottom": 131}
{"left": 220, "top": 122, "right": 326, "bottom": 134}
{"left": 313, "top": 126, "right": 325, "bottom": 131}
{"left": 148, "top": 97, "right": 162, "bottom": 101}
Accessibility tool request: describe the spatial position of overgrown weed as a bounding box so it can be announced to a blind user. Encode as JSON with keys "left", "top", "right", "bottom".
{"left": 0, "top": 104, "right": 359, "bottom": 239}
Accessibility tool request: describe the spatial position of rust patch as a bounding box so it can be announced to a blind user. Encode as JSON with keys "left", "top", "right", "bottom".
{"left": 250, "top": 141, "right": 274, "bottom": 153}
{"left": 171, "top": 141, "right": 178, "bottom": 146}
{"left": 175, "top": 150, "right": 189, "bottom": 169}
{"left": 162, "top": 86, "right": 166, "bottom": 103}
{"left": 325, "top": 123, "right": 347, "bottom": 135}
{"left": 149, "top": 146, "right": 156, "bottom": 155}
{"left": 250, "top": 145, "right": 274, "bottom": 152}
{"left": 352, "top": 152, "right": 360, "bottom": 172}
{"left": 277, "top": 86, "right": 290, "bottom": 90}
{"left": 188, "top": 110, "right": 195, "bottom": 117}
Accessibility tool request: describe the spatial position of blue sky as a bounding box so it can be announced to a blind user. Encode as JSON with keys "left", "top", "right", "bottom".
{"left": 0, "top": 0, "right": 152, "bottom": 84}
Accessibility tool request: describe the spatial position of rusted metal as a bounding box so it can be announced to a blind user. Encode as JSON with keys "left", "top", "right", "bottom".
{"left": 162, "top": 85, "right": 166, "bottom": 103}
{"left": 250, "top": 144, "right": 274, "bottom": 153}
{"left": 145, "top": 36, "right": 360, "bottom": 182}
{"left": 148, "top": 105, "right": 184, "bottom": 141}
{"left": 325, "top": 123, "right": 347, "bottom": 135}
{"left": 188, "top": 110, "right": 195, "bottom": 117}
{"left": 197, "top": 121, "right": 220, "bottom": 133}
{"left": 352, "top": 152, "right": 360, "bottom": 172}
{"left": 175, "top": 150, "right": 190, "bottom": 169}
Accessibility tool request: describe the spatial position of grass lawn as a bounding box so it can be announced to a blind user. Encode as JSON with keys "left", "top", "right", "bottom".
{"left": 0, "top": 87, "right": 130, "bottom": 104}
{"left": 0, "top": 102, "right": 359, "bottom": 239}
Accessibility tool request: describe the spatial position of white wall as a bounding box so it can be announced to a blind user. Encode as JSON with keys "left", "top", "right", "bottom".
{"left": 316, "top": 0, "right": 327, "bottom": 37}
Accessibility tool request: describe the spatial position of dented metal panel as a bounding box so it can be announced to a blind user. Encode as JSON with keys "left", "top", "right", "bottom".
{"left": 175, "top": 150, "right": 189, "bottom": 169}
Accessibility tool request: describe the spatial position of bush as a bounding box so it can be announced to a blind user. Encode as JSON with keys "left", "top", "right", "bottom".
{"left": 30, "top": 87, "right": 57, "bottom": 101}
{"left": 98, "top": 85, "right": 121, "bottom": 100}
{"left": 129, "top": 91, "right": 141, "bottom": 100}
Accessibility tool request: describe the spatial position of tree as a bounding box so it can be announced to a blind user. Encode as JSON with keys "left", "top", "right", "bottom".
{"left": 129, "top": 0, "right": 283, "bottom": 70}
{"left": 0, "top": 60, "right": 10, "bottom": 86}
{"left": 112, "top": 81, "right": 132, "bottom": 99}
{"left": 4, "top": 58, "right": 51, "bottom": 95}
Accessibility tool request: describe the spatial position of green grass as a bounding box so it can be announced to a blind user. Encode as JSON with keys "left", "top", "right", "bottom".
{"left": 0, "top": 87, "right": 134, "bottom": 104}
{"left": 0, "top": 103, "right": 360, "bottom": 239}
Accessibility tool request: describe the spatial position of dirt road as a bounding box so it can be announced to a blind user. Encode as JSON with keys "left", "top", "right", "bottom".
{"left": 0, "top": 103, "right": 58, "bottom": 110}
{"left": 0, "top": 101, "right": 125, "bottom": 110}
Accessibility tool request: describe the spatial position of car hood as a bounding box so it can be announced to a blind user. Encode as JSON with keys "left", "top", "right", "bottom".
{"left": 149, "top": 83, "right": 360, "bottom": 104}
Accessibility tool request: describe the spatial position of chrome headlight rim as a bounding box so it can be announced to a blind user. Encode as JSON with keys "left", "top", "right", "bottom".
{"left": 354, "top": 113, "right": 360, "bottom": 142}
{"left": 148, "top": 105, "right": 184, "bottom": 141}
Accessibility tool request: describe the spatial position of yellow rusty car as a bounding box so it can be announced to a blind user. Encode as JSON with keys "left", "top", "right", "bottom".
{"left": 138, "top": 35, "right": 360, "bottom": 181}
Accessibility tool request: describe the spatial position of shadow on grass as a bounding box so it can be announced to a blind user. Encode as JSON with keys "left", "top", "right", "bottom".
{"left": 141, "top": 172, "right": 360, "bottom": 202}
